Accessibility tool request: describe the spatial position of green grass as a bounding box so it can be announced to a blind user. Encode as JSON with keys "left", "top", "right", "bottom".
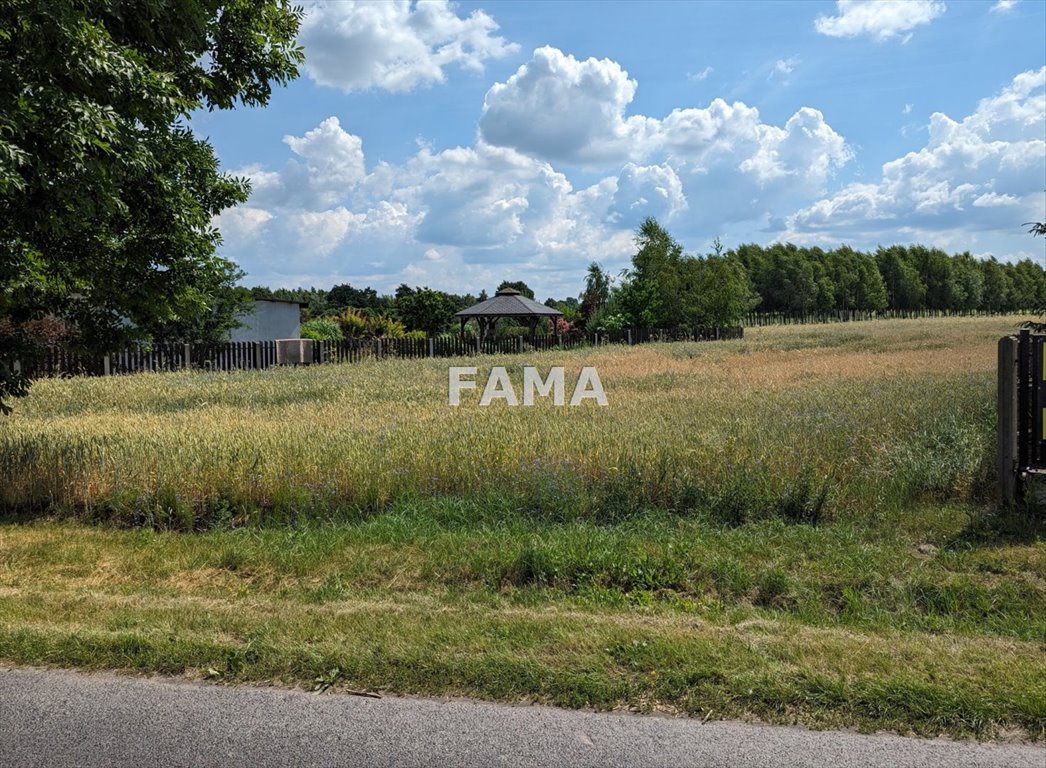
{"left": 0, "top": 316, "right": 1043, "bottom": 739}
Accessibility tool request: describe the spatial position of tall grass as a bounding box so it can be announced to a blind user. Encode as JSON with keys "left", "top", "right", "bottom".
{"left": 0, "top": 317, "right": 1005, "bottom": 529}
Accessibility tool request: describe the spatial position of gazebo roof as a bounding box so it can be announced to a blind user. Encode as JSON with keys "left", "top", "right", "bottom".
{"left": 455, "top": 288, "right": 563, "bottom": 318}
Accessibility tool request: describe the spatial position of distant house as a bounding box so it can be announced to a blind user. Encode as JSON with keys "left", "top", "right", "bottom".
{"left": 229, "top": 299, "right": 303, "bottom": 342}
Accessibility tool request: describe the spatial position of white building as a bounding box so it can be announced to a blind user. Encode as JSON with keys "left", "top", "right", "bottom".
{"left": 229, "top": 299, "right": 302, "bottom": 342}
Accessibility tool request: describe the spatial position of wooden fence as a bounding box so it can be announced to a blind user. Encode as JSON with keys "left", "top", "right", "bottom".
{"left": 17, "top": 326, "right": 745, "bottom": 378}
{"left": 743, "top": 308, "right": 1031, "bottom": 326}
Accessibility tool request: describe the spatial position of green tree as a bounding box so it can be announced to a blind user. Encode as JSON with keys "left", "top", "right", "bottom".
{"left": 579, "top": 262, "right": 612, "bottom": 324}
{"left": 950, "top": 252, "right": 984, "bottom": 311}
{"left": 328, "top": 283, "right": 382, "bottom": 312}
{"left": 149, "top": 261, "right": 254, "bottom": 344}
{"left": 496, "top": 280, "right": 535, "bottom": 299}
{"left": 617, "top": 217, "right": 686, "bottom": 327}
{"left": 875, "top": 246, "right": 927, "bottom": 310}
{"left": 826, "top": 246, "right": 887, "bottom": 312}
{"left": 0, "top": 1, "right": 304, "bottom": 412}
{"left": 979, "top": 257, "right": 1013, "bottom": 311}
{"left": 617, "top": 218, "right": 755, "bottom": 328}
{"left": 395, "top": 286, "right": 455, "bottom": 335}
{"left": 687, "top": 254, "right": 759, "bottom": 327}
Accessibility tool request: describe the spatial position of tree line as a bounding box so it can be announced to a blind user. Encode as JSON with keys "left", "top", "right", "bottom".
{"left": 248, "top": 217, "right": 1046, "bottom": 342}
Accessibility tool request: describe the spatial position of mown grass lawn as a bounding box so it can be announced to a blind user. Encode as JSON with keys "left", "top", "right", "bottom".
{"left": 1, "top": 316, "right": 1043, "bottom": 740}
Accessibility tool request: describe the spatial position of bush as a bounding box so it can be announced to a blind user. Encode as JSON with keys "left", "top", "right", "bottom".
{"left": 300, "top": 317, "right": 343, "bottom": 341}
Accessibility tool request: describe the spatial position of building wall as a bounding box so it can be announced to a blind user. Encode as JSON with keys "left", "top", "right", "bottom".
{"left": 229, "top": 300, "right": 301, "bottom": 342}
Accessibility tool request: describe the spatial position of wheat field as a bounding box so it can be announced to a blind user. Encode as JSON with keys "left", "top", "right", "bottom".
{"left": 0, "top": 316, "right": 1004, "bottom": 525}
{"left": 1, "top": 316, "right": 1043, "bottom": 739}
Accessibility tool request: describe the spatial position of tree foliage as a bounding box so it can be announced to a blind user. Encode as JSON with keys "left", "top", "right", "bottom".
{"left": 614, "top": 218, "right": 756, "bottom": 329}
{"left": 496, "top": 280, "right": 535, "bottom": 299}
{"left": 0, "top": 1, "right": 304, "bottom": 412}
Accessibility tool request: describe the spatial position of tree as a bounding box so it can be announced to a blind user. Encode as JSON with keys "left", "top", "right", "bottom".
{"left": 826, "top": 246, "right": 886, "bottom": 312}
{"left": 875, "top": 246, "right": 926, "bottom": 310}
{"left": 979, "top": 257, "right": 1013, "bottom": 311}
{"left": 616, "top": 218, "right": 686, "bottom": 327}
{"left": 328, "top": 283, "right": 382, "bottom": 312}
{"left": 579, "top": 262, "right": 612, "bottom": 324}
{"left": 149, "top": 261, "right": 254, "bottom": 344}
{"left": 0, "top": 1, "right": 304, "bottom": 412}
{"left": 396, "top": 286, "right": 455, "bottom": 336}
{"left": 687, "top": 254, "right": 759, "bottom": 327}
{"left": 616, "top": 218, "right": 755, "bottom": 329}
{"left": 496, "top": 280, "right": 534, "bottom": 299}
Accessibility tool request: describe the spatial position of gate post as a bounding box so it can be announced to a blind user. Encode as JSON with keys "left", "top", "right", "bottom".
{"left": 998, "top": 335, "right": 1020, "bottom": 508}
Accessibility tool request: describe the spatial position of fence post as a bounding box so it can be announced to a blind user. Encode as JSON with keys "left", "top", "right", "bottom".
{"left": 376, "top": 338, "right": 382, "bottom": 360}
{"left": 476, "top": 334, "right": 481, "bottom": 355}
{"left": 627, "top": 328, "right": 632, "bottom": 345}
{"left": 999, "top": 334, "right": 1020, "bottom": 508}
{"left": 519, "top": 335, "right": 524, "bottom": 354}
{"left": 428, "top": 337, "right": 434, "bottom": 358}
{"left": 183, "top": 342, "right": 191, "bottom": 370}
{"left": 102, "top": 354, "right": 111, "bottom": 376}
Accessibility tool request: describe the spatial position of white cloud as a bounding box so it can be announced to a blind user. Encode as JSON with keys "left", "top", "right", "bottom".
{"left": 480, "top": 48, "right": 851, "bottom": 221}
{"left": 990, "top": 0, "right": 1018, "bottom": 13}
{"left": 217, "top": 45, "right": 857, "bottom": 295}
{"left": 772, "top": 57, "right": 799, "bottom": 78}
{"left": 902, "top": 103, "right": 913, "bottom": 114}
{"left": 479, "top": 46, "right": 657, "bottom": 166}
{"left": 214, "top": 206, "right": 273, "bottom": 242}
{"left": 299, "top": 0, "right": 518, "bottom": 93}
{"left": 814, "top": 0, "right": 946, "bottom": 41}
{"left": 283, "top": 116, "right": 366, "bottom": 191}
{"left": 784, "top": 67, "right": 1046, "bottom": 244}
{"left": 657, "top": 101, "right": 851, "bottom": 228}
{"left": 607, "top": 163, "right": 689, "bottom": 226}
{"left": 688, "top": 66, "right": 714, "bottom": 81}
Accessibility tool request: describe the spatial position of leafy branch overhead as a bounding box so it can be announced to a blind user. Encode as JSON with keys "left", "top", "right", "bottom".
{"left": 0, "top": 1, "right": 305, "bottom": 412}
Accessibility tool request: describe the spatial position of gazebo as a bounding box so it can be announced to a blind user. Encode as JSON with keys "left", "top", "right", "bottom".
{"left": 455, "top": 288, "right": 563, "bottom": 339}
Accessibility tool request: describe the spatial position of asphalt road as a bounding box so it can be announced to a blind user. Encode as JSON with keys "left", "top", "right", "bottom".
{"left": 0, "top": 667, "right": 1041, "bottom": 768}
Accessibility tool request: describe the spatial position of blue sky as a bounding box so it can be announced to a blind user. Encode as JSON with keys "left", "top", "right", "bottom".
{"left": 195, "top": 0, "right": 1046, "bottom": 300}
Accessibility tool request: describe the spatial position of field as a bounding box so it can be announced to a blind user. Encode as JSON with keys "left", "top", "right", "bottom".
{"left": 0, "top": 316, "right": 1043, "bottom": 739}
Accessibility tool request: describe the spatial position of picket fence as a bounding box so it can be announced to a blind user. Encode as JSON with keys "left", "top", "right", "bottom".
{"left": 743, "top": 307, "right": 1030, "bottom": 326}
{"left": 19, "top": 326, "right": 745, "bottom": 378}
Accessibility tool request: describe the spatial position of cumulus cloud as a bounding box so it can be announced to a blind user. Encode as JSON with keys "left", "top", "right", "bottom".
{"left": 990, "top": 0, "right": 1018, "bottom": 13}
{"left": 607, "top": 163, "right": 688, "bottom": 226}
{"left": 814, "top": 0, "right": 946, "bottom": 41}
{"left": 480, "top": 47, "right": 851, "bottom": 224}
{"left": 217, "top": 46, "right": 858, "bottom": 294}
{"left": 216, "top": 114, "right": 631, "bottom": 294}
{"left": 479, "top": 46, "right": 658, "bottom": 166}
{"left": 214, "top": 206, "right": 273, "bottom": 242}
{"left": 655, "top": 101, "right": 851, "bottom": 229}
{"left": 784, "top": 67, "right": 1046, "bottom": 243}
{"left": 299, "top": 0, "right": 518, "bottom": 93}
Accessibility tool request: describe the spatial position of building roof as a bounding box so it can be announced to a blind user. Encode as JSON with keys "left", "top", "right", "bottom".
{"left": 454, "top": 288, "right": 563, "bottom": 318}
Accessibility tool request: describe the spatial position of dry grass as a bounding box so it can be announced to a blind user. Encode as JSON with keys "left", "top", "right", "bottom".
{"left": 0, "top": 316, "right": 1018, "bottom": 525}
{"left": 0, "top": 316, "right": 1043, "bottom": 738}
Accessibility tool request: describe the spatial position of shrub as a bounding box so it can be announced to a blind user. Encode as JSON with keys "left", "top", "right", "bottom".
{"left": 300, "top": 317, "right": 343, "bottom": 341}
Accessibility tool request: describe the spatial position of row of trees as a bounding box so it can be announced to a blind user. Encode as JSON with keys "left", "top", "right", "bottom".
{"left": 571, "top": 220, "right": 1046, "bottom": 332}
{"left": 241, "top": 218, "right": 1046, "bottom": 342}
{"left": 735, "top": 242, "right": 1045, "bottom": 315}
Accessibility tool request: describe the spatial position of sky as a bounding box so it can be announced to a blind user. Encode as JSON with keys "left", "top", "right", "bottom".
{"left": 192, "top": 0, "right": 1046, "bottom": 301}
